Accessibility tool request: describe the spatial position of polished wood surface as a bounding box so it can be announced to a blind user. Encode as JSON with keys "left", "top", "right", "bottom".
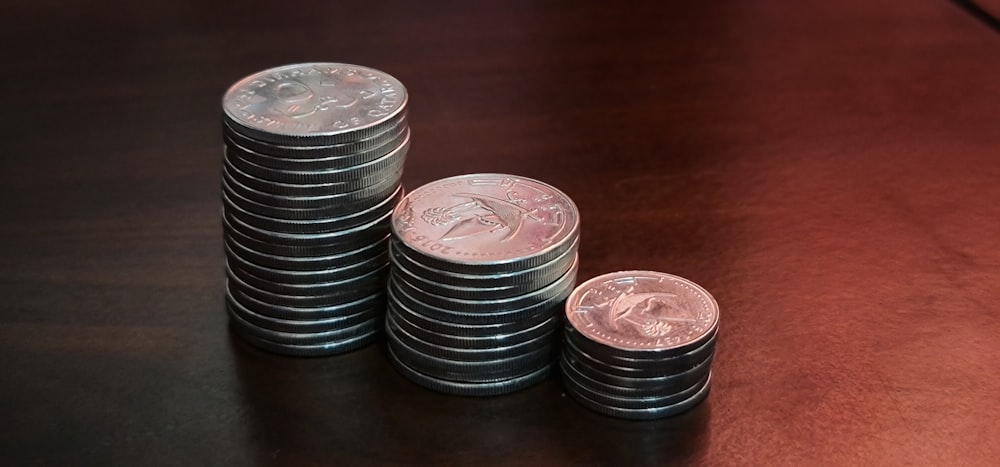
{"left": 1, "top": 1, "right": 998, "bottom": 465}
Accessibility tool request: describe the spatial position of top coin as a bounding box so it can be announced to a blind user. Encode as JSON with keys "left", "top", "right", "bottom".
{"left": 566, "top": 271, "right": 719, "bottom": 353}
{"left": 222, "top": 63, "right": 407, "bottom": 144}
{"left": 392, "top": 174, "right": 579, "bottom": 267}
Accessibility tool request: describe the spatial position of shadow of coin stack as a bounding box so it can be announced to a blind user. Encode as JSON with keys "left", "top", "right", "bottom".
{"left": 220, "top": 63, "right": 409, "bottom": 356}
{"left": 385, "top": 174, "right": 580, "bottom": 395}
{"left": 560, "top": 271, "right": 719, "bottom": 419}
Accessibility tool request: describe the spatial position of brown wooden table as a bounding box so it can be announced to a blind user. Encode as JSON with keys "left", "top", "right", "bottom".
{"left": 2, "top": 1, "right": 998, "bottom": 465}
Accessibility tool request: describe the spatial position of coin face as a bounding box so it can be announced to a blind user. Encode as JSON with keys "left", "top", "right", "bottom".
{"left": 566, "top": 271, "right": 718, "bottom": 351}
{"left": 222, "top": 63, "right": 406, "bottom": 138}
{"left": 391, "top": 174, "right": 579, "bottom": 265}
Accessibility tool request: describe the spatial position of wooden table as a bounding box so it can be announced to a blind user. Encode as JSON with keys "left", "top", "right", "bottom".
{"left": 2, "top": 1, "right": 998, "bottom": 465}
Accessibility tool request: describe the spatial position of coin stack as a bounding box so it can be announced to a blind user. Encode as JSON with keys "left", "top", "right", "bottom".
{"left": 385, "top": 174, "right": 580, "bottom": 395}
{"left": 561, "top": 271, "right": 719, "bottom": 419}
{"left": 220, "top": 63, "right": 409, "bottom": 356}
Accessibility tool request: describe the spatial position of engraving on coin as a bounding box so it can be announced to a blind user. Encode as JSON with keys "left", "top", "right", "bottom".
{"left": 567, "top": 271, "right": 718, "bottom": 351}
{"left": 223, "top": 63, "right": 405, "bottom": 136}
{"left": 392, "top": 174, "right": 578, "bottom": 263}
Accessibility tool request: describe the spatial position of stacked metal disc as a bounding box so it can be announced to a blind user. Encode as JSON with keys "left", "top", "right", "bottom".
{"left": 220, "top": 63, "right": 409, "bottom": 356}
{"left": 385, "top": 174, "right": 580, "bottom": 395}
{"left": 561, "top": 271, "right": 719, "bottom": 419}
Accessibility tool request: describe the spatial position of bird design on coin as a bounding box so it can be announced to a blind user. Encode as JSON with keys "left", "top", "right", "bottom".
{"left": 421, "top": 192, "right": 539, "bottom": 242}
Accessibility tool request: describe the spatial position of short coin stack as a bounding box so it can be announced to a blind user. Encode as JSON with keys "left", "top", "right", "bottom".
{"left": 386, "top": 174, "right": 579, "bottom": 395}
{"left": 221, "top": 63, "right": 409, "bottom": 356}
{"left": 561, "top": 271, "right": 718, "bottom": 419}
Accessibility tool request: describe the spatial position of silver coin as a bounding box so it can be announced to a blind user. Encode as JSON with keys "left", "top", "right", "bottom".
{"left": 222, "top": 188, "right": 399, "bottom": 235}
{"left": 223, "top": 131, "right": 409, "bottom": 185}
{"left": 226, "top": 259, "right": 388, "bottom": 297}
{"left": 225, "top": 242, "right": 388, "bottom": 284}
{"left": 386, "top": 345, "right": 552, "bottom": 397}
{"left": 563, "top": 327, "right": 717, "bottom": 377}
{"left": 387, "top": 275, "right": 571, "bottom": 326}
{"left": 222, "top": 63, "right": 407, "bottom": 145}
{"left": 389, "top": 256, "right": 577, "bottom": 313}
{"left": 223, "top": 178, "right": 403, "bottom": 221}
{"left": 388, "top": 235, "right": 579, "bottom": 288}
{"left": 561, "top": 366, "right": 710, "bottom": 410}
{"left": 223, "top": 205, "right": 394, "bottom": 247}
{"left": 223, "top": 130, "right": 406, "bottom": 176}
{"left": 221, "top": 175, "right": 399, "bottom": 218}
{"left": 559, "top": 353, "right": 689, "bottom": 399}
{"left": 391, "top": 173, "right": 579, "bottom": 274}
{"left": 224, "top": 233, "right": 387, "bottom": 271}
{"left": 222, "top": 145, "right": 407, "bottom": 196}
{"left": 226, "top": 263, "right": 388, "bottom": 302}
{"left": 389, "top": 252, "right": 555, "bottom": 300}
{"left": 387, "top": 288, "right": 555, "bottom": 337}
{"left": 222, "top": 114, "right": 408, "bottom": 160}
{"left": 223, "top": 216, "right": 389, "bottom": 257}
{"left": 222, "top": 163, "right": 401, "bottom": 209}
{"left": 563, "top": 371, "right": 712, "bottom": 420}
{"left": 566, "top": 271, "right": 719, "bottom": 358}
{"left": 227, "top": 299, "right": 381, "bottom": 334}
{"left": 225, "top": 288, "right": 385, "bottom": 321}
{"left": 226, "top": 282, "right": 386, "bottom": 320}
{"left": 226, "top": 269, "right": 385, "bottom": 308}
{"left": 386, "top": 313, "right": 559, "bottom": 362}
{"left": 386, "top": 328, "right": 557, "bottom": 375}
{"left": 231, "top": 322, "right": 380, "bottom": 357}
{"left": 224, "top": 127, "right": 405, "bottom": 172}
{"left": 229, "top": 309, "right": 382, "bottom": 345}
{"left": 387, "top": 300, "right": 562, "bottom": 349}
{"left": 561, "top": 349, "right": 714, "bottom": 393}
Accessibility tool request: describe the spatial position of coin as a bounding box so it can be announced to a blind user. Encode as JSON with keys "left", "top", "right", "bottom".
{"left": 222, "top": 163, "right": 402, "bottom": 209}
{"left": 562, "top": 370, "right": 712, "bottom": 420}
{"left": 391, "top": 173, "right": 579, "bottom": 274}
{"left": 386, "top": 329, "right": 556, "bottom": 375}
{"left": 225, "top": 243, "right": 388, "bottom": 285}
{"left": 230, "top": 323, "right": 380, "bottom": 357}
{"left": 561, "top": 348, "right": 714, "bottom": 392}
{"left": 388, "top": 235, "right": 579, "bottom": 288}
{"left": 226, "top": 269, "right": 386, "bottom": 308}
{"left": 388, "top": 300, "right": 562, "bottom": 350}
{"left": 390, "top": 256, "right": 578, "bottom": 313}
{"left": 563, "top": 328, "right": 717, "bottom": 378}
{"left": 229, "top": 308, "right": 382, "bottom": 345}
{"left": 386, "top": 345, "right": 553, "bottom": 397}
{"left": 387, "top": 272, "right": 572, "bottom": 326}
{"left": 222, "top": 115, "right": 408, "bottom": 160}
{"left": 565, "top": 271, "right": 719, "bottom": 357}
{"left": 561, "top": 367, "right": 710, "bottom": 410}
{"left": 222, "top": 63, "right": 407, "bottom": 145}
{"left": 560, "top": 271, "right": 719, "bottom": 418}
{"left": 387, "top": 289, "right": 556, "bottom": 337}
{"left": 386, "top": 313, "right": 558, "bottom": 362}
{"left": 221, "top": 63, "right": 410, "bottom": 357}
{"left": 225, "top": 288, "right": 385, "bottom": 321}
{"left": 227, "top": 299, "right": 380, "bottom": 334}
{"left": 224, "top": 233, "right": 388, "bottom": 271}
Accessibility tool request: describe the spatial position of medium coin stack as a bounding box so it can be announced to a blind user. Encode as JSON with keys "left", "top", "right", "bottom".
{"left": 386, "top": 174, "right": 580, "bottom": 395}
{"left": 221, "top": 63, "right": 409, "bottom": 356}
{"left": 561, "top": 271, "right": 719, "bottom": 419}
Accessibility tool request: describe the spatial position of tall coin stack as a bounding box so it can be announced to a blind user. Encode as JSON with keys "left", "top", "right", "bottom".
{"left": 221, "top": 63, "right": 409, "bottom": 356}
{"left": 386, "top": 174, "right": 580, "bottom": 395}
{"left": 561, "top": 271, "right": 719, "bottom": 419}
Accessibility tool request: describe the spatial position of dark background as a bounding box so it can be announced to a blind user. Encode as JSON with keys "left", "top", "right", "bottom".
{"left": 1, "top": 1, "right": 998, "bottom": 465}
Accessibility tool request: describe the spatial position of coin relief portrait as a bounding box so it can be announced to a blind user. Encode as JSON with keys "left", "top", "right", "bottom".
{"left": 223, "top": 63, "right": 405, "bottom": 136}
